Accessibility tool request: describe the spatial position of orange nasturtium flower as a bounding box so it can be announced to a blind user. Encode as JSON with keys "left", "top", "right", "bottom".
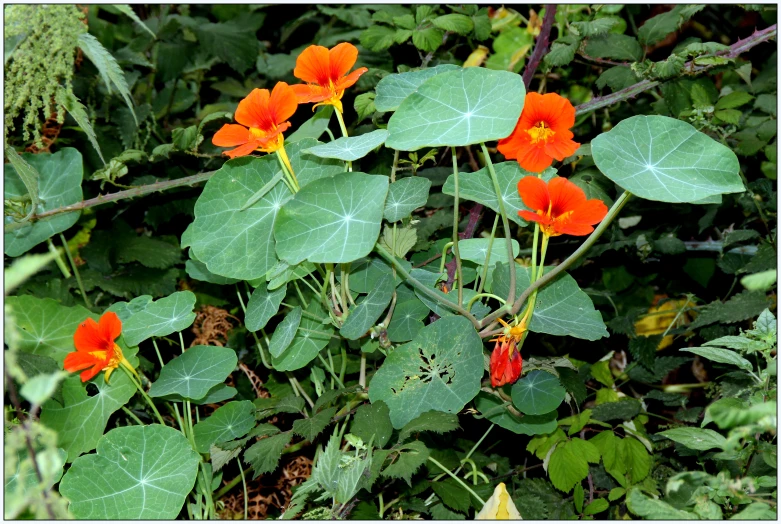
{"left": 489, "top": 319, "right": 526, "bottom": 387}
{"left": 517, "top": 176, "right": 608, "bottom": 237}
{"left": 212, "top": 82, "right": 298, "bottom": 159}
{"left": 291, "top": 42, "right": 368, "bottom": 113}
{"left": 63, "top": 311, "right": 136, "bottom": 383}
{"left": 498, "top": 92, "right": 580, "bottom": 173}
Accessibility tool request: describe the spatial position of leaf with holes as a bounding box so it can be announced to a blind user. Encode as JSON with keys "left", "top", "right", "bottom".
{"left": 272, "top": 301, "right": 333, "bottom": 372}
{"left": 511, "top": 370, "right": 566, "bottom": 416}
{"left": 148, "top": 345, "right": 237, "bottom": 401}
{"left": 340, "top": 274, "right": 395, "bottom": 340}
{"left": 374, "top": 64, "right": 460, "bottom": 112}
{"left": 122, "top": 291, "right": 197, "bottom": 347}
{"left": 5, "top": 148, "right": 84, "bottom": 257}
{"left": 368, "top": 316, "right": 483, "bottom": 428}
{"left": 443, "top": 162, "right": 557, "bottom": 226}
{"left": 275, "top": 172, "right": 389, "bottom": 264}
{"left": 245, "top": 285, "right": 287, "bottom": 332}
{"left": 59, "top": 424, "right": 199, "bottom": 519}
{"left": 384, "top": 177, "right": 432, "bottom": 222}
{"left": 306, "top": 130, "right": 388, "bottom": 161}
{"left": 386, "top": 67, "right": 525, "bottom": 151}
{"left": 591, "top": 115, "right": 743, "bottom": 203}
{"left": 193, "top": 401, "right": 256, "bottom": 453}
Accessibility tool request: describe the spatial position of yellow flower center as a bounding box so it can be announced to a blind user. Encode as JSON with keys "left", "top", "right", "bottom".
{"left": 249, "top": 127, "right": 270, "bottom": 140}
{"left": 527, "top": 121, "right": 556, "bottom": 144}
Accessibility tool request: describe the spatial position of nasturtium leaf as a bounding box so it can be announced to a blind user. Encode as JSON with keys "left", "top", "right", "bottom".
{"left": 492, "top": 263, "right": 609, "bottom": 341}
{"left": 193, "top": 401, "right": 256, "bottom": 453}
{"left": 148, "top": 345, "right": 237, "bottom": 400}
{"left": 374, "top": 64, "right": 460, "bottom": 112}
{"left": 6, "top": 295, "right": 96, "bottom": 363}
{"left": 5, "top": 148, "right": 84, "bottom": 257}
{"left": 386, "top": 67, "right": 525, "bottom": 151}
{"left": 107, "top": 295, "right": 153, "bottom": 323}
{"left": 122, "top": 291, "right": 197, "bottom": 347}
{"left": 368, "top": 316, "right": 484, "bottom": 428}
{"left": 351, "top": 401, "right": 393, "bottom": 448}
{"left": 269, "top": 306, "right": 302, "bottom": 358}
{"left": 511, "top": 370, "right": 566, "bottom": 416}
{"left": 185, "top": 257, "right": 240, "bottom": 285}
{"left": 187, "top": 383, "right": 237, "bottom": 405}
{"left": 245, "top": 284, "right": 286, "bottom": 332}
{"left": 340, "top": 274, "right": 394, "bottom": 339}
{"left": 658, "top": 427, "right": 727, "bottom": 451}
{"left": 59, "top": 424, "right": 199, "bottom": 519}
{"left": 384, "top": 177, "right": 432, "bottom": 222}
{"left": 443, "top": 162, "right": 557, "bottom": 226}
{"left": 387, "top": 295, "right": 429, "bottom": 342}
{"left": 591, "top": 115, "right": 743, "bottom": 203}
{"left": 306, "top": 129, "right": 388, "bottom": 161}
{"left": 289, "top": 138, "right": 345, "bottom": 187}
{"left": 287, "top": 106, "right": 334, "bottom": 143}
{"left": 40, "top": 374, "right": 136, "bottom": 462}
{"left": 275, "top": 172, "right": 389, "bottom": 264}
{"left": 474, "top": 392, "right": 559, "bottom": 435}
{"left": 347, "top": 257, "right": 396, "bottom": 293}
{"left": 457, "top": 238, "right": 520, "bottom": 267}
{"left": 271, "top": 301, "right": 332, "bottom": 372}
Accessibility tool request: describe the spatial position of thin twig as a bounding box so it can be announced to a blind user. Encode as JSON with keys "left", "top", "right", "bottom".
{"left": 521, "top": 4, "right": 558, "bottom": 88}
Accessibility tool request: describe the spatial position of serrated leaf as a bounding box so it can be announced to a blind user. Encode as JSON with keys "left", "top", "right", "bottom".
{"left": 245, "top": 284, "right": 286, "bottom": 332}
{"left": 622, "top": 437, "right": 651, "bottom": 483}
{"left": 431, "top": 14, "right": 474, "bottom": 35}
{"left": 381, "top": 440, "right": 429, "bottom": 485}
{"left": 121, "top": 291, "right": 197, "bottom": 346}
{"left": 59, "top": 424, "right": 199, "bottom": 518}
{"left": 275, "top": 172, "right": 389, "bottom": 264}
{"left": 681, "top": 346, "right": 753, "bottom": 371}
{"left": 689, "top": 290, "right": 771, "bottom": 329}
{"left": 548, "top": 438, "right": 600, "bottom": 492}
{"left": 112, "top": 5, "right": 156, "bottom": 37}
{"left": 374, "top": 64, "right": 460, "bottom": 112}
{"left": 584, "top": 498, "right": 610, "bottom": 515}
{"left": 116, "top": 235, "right": 182, "bottom": 269}
{"left": 659, "top": 427, "right": 727, "bottom": 451}
{"left": 148, "top": 345, "right": 237, "bottom": 401}
{"left": 386, "top": 67, "right": 525, "bottom": 151}
{"left": 585, "top": 33, "right": 643, "bottom": 61}
{"left": 77, "top": 33, "right": 136, "bottom": 124}
{"left": 244, "top": 432, "right": 293, "bottom": 479}
{"left": 397, "top": 410, "right": 460, "bottom": 444}
{"left": 56, "top": 88, "right": 105, "bottom": 164}
{"left": 379, "top": 224, "right": 417, "bottom": 258}
{"left": 511, "top": 370, "right": 566, "bottom": 416}
{"left": 591, "top": 398, "right": 642, "bottom": 422}
{"left": 306, "top": 130, "right": 388, "bottom": 161}
{"left": 369, "top": 316, "right": 484, "bottom": 428}
{"left": 360, "top": 24, "right": 397, "bottom": 52}
{"left": 433, "top": 478, "right": 473, "bottom": 513}
{"left": 340, "top": 273, "right": 394, "bottom": 339}
{"left": 193, "top": 401, "right": 256, "bottom": 453}
{"left": 637, "top": 5, "right": 704, "bottom": 46}
{"left": 194, "top": 14, "right": 264, "bottom": 73}
{"left": 292, "top": 407, "right": 337, "bottom": 441}
{"left": 592, "top": 115, "right": 743, "bottom": 203}
{"left": 715, "top": 91, "right": 754, "bottom": 110}
{"left": 384, "top": 177, "right": 432, "bottom": 222}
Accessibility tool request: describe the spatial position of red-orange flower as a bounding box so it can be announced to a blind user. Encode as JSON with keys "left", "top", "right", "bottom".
{"left": 291, "top": 42, "right": 368, "bottom": 113}
{"left": 489, "top": 319, "right": 525, "bottom": 387}
{"left": 518, "top": 176, "right": 608, "bottom": 237}
{"left": 212, "top": 82, "right": 298, "bottom": 158}
{"left": 64, "top": 311, "right": 135, "bottom": 383}
{"left": 498, "top": 92, "right": 580, "bottom": 173}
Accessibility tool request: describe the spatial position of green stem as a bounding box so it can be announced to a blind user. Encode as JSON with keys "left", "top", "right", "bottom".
{"left": 520, "top": 233, "right": 549, "bottom": 329}
{"left": 317, "top": 353, "right": 346, "bottom": 389}
{"left": 465, "top": 293, "right": 506, "bottom": 313}
{"left": 334, "top": 111, "right": 352, "bottom": 171}
{"left": 451, "top": 147, "right": 464, "bottom": 307}
{"left": 59, "top": 233, "right": 91, "bottom": 308}
{"left": 121, "top": 405, "right": 144, "bottom": 425}
{"left": 480, "top": 143, "right": 516, "bottom": 305}
{"left": 475, "top": 215, "right": 499, "bottom": 294}
{"left": 184, "top": 400, "right": 196, "bottom": 447}
{"left": 47, "top": 238, "right": 71, "bottom": 278}
{"left": 439, "top": 242, "right": 454, "bottom": 274}
{"left": 238, "top": 458, "right": 248, "bottom": 520}
{"left": 374, "top": 243, "right": 480, "bottom": 329}
{"left": 660, "top": 295, "right": 693, "bottom": 339}
{"left": 122, "top": 366, "right": 165, "bottom": 425}
{"left": 288, "top": 373, "right": 315, "bottom": 409}
{"left": 152, "top": 339, "right": 165, "bottom": 367}
{"left": 390, "top": 149, "right": 400, "bottom": 183}
{"left": 276, "top": 145, "right": 299, "bottom": 191}
{"left": 427, "top": 456, "right": 486, "bottom": 505}
{"left": 339, "top": 347, "right": 347, "bottom": 383}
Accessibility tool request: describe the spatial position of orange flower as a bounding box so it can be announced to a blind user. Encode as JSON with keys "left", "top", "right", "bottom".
{"left": 291, "top": 42, "right": 368, "bottom": 113}
{"left": 517, "top": 176, "right": 608, "bottom": 237}
{"left": 212, "top": 82, "right": 298, "bottom": 158}
{"left": 498, "top": 92, "right": 580, "bottom": 173}
{"left": 64, "top": 311, "right": 136, "bottom": 383}
{"left": 489, "top": 319, "right": 525, "bottom": 387}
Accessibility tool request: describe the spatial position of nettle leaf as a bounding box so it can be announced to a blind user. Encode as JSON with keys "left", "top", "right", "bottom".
{"left": 548, "top": 438, "right": 600, "bottom": 492}
{"left": 245, "top": 284, "right": 286, "bottom": 332}
{"left": 271, "top": 301, "right": 332, "bottom": 371}
{"left": 397, "top": 410, "right": 461, "bottom": 444}
{"left": 306, "top": 130, "right": 388, "bottom": 161}
{"left": 121, "top": 291, "right": 197, "bottom": 347}
{"left": 244, "top": 432, "right": 293, "bottom": 479}
{"left": 5, "top": 148, "right": 83, "bottom": 257}
{"left": 59, "top": 424, "right": 199, "bottom": 519}
{"left": 6, "top": 295, "right": 96, "bottom": 363}
{"left": 269, "top": 307, "right": 302, "bottom": 358}
{"left": 443, "top": 162, "right": 557, "bottom": 226}
{"left": 40, "top": 374, "right": 135, "bottom": 462}
{"left": 658, "top": 427, "right": 726, "bottom": 451}
{"left": 340, "top": 273, "right": 394, "bottom": 340}
{"left": 584, "top": 34, "right": 643, "bottom": 62}
{"left": 474, "top": 392, "right": 559, "bottom": 436}
{"left": 457, "top": 238, "right": 520, "bottom": 267}
{"left": 148, "top": 345, "right": 237, "bottom": 401}
{"left": 368, "top": 316, "right": 484, "bottom": 428}
{"left": 374, "top": 64, "right": 460, "bottom": 112}
{"left": 292, "top": 406, "right": 337, "bottom": 441}
{"left": 511, "top": 370, "right": 566, "bottom": 416}
{"left": 386, "top": 67, "right": 525, "bottom": 151}
{"left": 591, "top": 115, "right": 743, "bottom": 203}
{"left": 380, "top": 440, "right": 430, "bottom": 485}
{"left": 194, "top": 13, "right": 265, "bottom": 74}
{"left": 637, "top": 5, "right": 704, "bottom": 46}
{"left": 193, "top": 401, "right": 256, "bottom": 453}
{"left": 275, "top": 172, "right": 389, "bottom": 264}
{"left": 492, "top": 263, "right": 609, "bottom": 341}
{"left": 384, "top": 177, "right": 432, "bottom": 222}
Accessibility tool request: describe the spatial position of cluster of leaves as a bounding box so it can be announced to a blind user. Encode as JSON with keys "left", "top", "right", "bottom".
{"left": 4, "top": 3, "right": 777, "bottom": 521}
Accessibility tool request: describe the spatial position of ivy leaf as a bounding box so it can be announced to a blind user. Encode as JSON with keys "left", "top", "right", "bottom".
{"left": 306, "top": 130, "right": 388, "bottom": 161}
{"left": 59, "top": 424, "right": 199, "bottom": 519}
{"left": 384, "top": 177, "right": 432, "bottom": 222}
{"left": 148, "top": 345, "right": 237, "bottom": 401}
{"left": 386, "top": 67, "right": 525, "bottom": 151}
{"left": 292, "top": 407, "right": 337, "bottom": 441}
{"left": 120, "top": 291, "right": 197, "bottom": 347}
{"left": 511, "top": 370, "right": 567, "bottom": 416}
{"left": 381, "top": 440, "right": 430, "bottom": 485}
{"left": 397, "top": 410, "right": 460, "bottom": 444}
{"left": 244, "top": 432, "right": 293, "bottom": 479}
{"left": 245, "top": 285, "right": 286, "bottom": 332}
{"left": 548, "top": 438, "right": 600, "bottom": 492}
{"left": 193, "top": 401, "right": 256, "bottom": 453}
{"left": 374, "top": 64, "right": 460, "bottom": 112}
{"left": 368, "top": 316, "right": 484, "bottom": 428}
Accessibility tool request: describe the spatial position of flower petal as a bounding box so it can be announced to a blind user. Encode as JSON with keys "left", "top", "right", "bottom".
{"left": 571, "top": 198, "right": 609, "bottom": 225}
{"left": 268, "top": 82, "right": 299, "bottom": 124}
{"left": 212, "top": 124, "right": 250, "bottom": 147}
{"left": 74, "top": 317, "right": 108, "bottom": 353}
{"left": 518, "top": 210, "right": 545, "bottom": 224}
{"left": 556, "top": 221, "right": 595, "bottom": 236}
{"left": 98, "top": 312, "right": 122, "bottom": 345}
{"left": 235, "top": 88, "right": 272, "bottom": 130}
{"left": 64, "top": 350, "right": 101, "bottom": 373}
{"left": 328, "top": 42, "right": 359, "bottom": 81}
{"left": 334, "top": 66, "right": 368, "bottom": 92}
{"left": 544, "top": 136, "right": 580, "bottom": 161}
{"left": 223, "top": 140, "right": 263, "bottom": 159}
{"left": 548, "top": 176, "right": 586, "bottom": 218}
{"left": 293, "top": 45, "right": 331, "bottom": 86}
{"left": 517, "top": 176, "right": 550, "bottom": 212}
{"left": 80, "top": 362, "right": 104, "bottom": 382}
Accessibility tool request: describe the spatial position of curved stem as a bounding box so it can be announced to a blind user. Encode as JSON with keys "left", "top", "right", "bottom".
{"left": 427, "top": 456, "right": 486, "bottom": 505}
{"left": 451, "top": 147, "right": 464, "bottom": 306}
{"left": 475, "top": 215, "right": 499, "bottom": 294}
{"left": 122, "top": 365, "right": 165, "bottom": 426}
{"left": 465, "top": 293, "right": 506, "bottom": 313}
{"left": 59, "top": 233, "right": 91, "bottom": 308}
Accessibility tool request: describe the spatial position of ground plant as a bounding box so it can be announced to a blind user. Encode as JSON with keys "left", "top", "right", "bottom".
{"left": 3, "top": 3, "right": 778, "bottom": 520}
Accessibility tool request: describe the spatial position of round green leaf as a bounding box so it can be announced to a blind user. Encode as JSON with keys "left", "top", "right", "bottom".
{"left": 457, "top": 238, "right": 520, "bottom": 267}
{"left": 374, "top": 64, "right": 460, "bottom": 112}
{"left": 5, "top": 148, "right": 83, "bottom": 257}
{"left": 384, "top": 176, "right": 432, "bottom": 222}
{"left": 385, "top": 67, "right": 525, "bottom": 151}
{"left": 340, "top": 274, "right": 395, "bottom": 340}
{"left": 274, "top": 172, "right": 389, "bottom": 264}
{"left": 148, "top": 345, "right": 237, "bottom": 400}
{"left": 591, "top": 115, "right": 743, "bottom": 203}
{"left": 305, "top": 129, "right": 388, "bottom": 161}
{"left": 368, "top": 316, "right": 484, "bottom": 428}
{"left": 193, "top": 400, "right": 256, "bottom": 453}
{"left": 511, "top": 370, "right": 566, "bottom": 415}
{"left": 474, "top": 392, "right": 558, "bottom": 435}
{"left": 120, "top": 291, "right": 197, "bottom": 347}
{"left": 245, "top": 284, "right": 286, "bottom": 332}
{"left": 59, "top": 424, "right": 199, "bottom": 519}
